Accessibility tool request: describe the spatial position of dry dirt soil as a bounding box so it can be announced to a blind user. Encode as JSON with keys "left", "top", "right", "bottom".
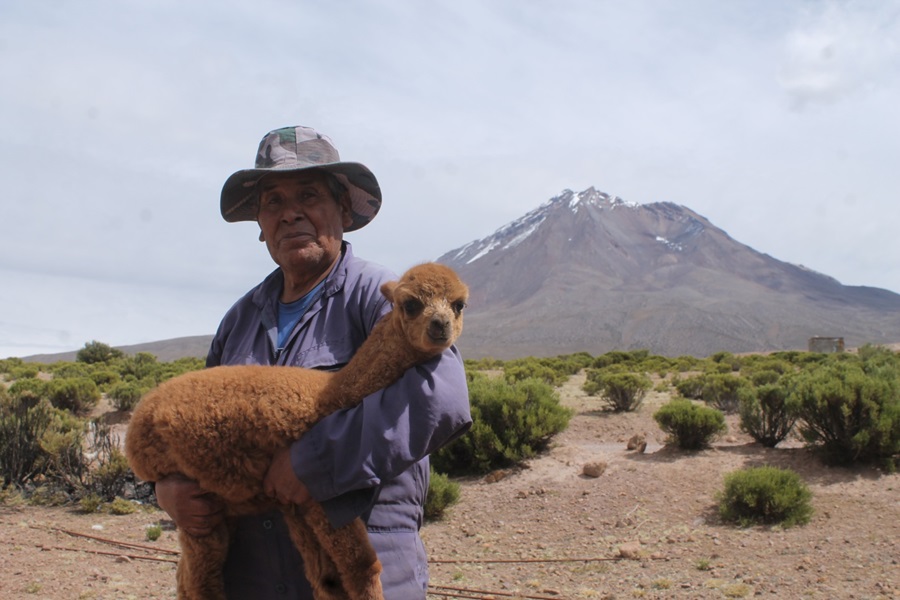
{"left": 1, "top": 372, "right": 898, "bottom": 600}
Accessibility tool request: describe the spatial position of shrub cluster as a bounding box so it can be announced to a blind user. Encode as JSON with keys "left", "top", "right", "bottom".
{"left": 738, "top": 383, "right": 798, "bottom": 448}
{"left": 673, "top": 372, "right": 750, "bottom": 413}
{"left": 583, "top": 369, "right": 652, "bottom": 412}
{"left": 0, "top": 341, "right": 205, "bottom": 503}
{"left": 718, "top": 466, "right": 813, "bottom": 527}
{"left": 432, "top": 376, "right": 573, "bottom": 475}
{"left": 4, "top": 341, "right": 897, "bottom": 513}
{"left": 792, "top": 359, "right": 900, "bottom": 469}
{"left": 653, "top": 399, "right": 726, "bottom": 450}
{"left": 424, "top": 467, "right": 460, "bottom": 521}
{"left": 502, "top": 353, "right": 594, "bottom": 387}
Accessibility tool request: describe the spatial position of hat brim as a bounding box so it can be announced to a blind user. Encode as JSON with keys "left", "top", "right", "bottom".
{"left": 220, "top": 161, "right": 382, "bottom": 232}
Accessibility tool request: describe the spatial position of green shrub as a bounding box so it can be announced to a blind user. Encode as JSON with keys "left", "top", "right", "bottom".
{"left": 39, "top": 422, "right": 88, "bottom": 490}
{"left": 856, "top": 344, "right": 899, "bottom": 366}
{"left": 121, "top": 352, "right": 162, "bottom": 382}
{"left": 79, "top": 493, "right": 103, "bottom": 513}
{"left": 90, "top": 369, "right": 121, "bottom": 391}
{"left": 161, "top": 356, "right": 205, "bottom": 378}
{"left": 108, "top": 497, "right": 137, "bottom": 515}
{"left": 432, "top": 377, "right": 573, "bottom": 475}
{"left": 700, "top": 373, "right": 751, "bottom": 413}
{"left": 464, "top": 357, "right": 506, "bottom": 370}
{"left": 107, "top": 382, "right": 146, "bottom": 411}
{"left": 746, "top": 368, "right": 783, "bottom": 387}
{"left": 709, "top": 351, "right": 742, "bottom": 372}
{"left": 504, "top": 361, "right": 566, "bottom": 387}
{"left": 739, "top": 383, "right": 798, "bottom": 447}
{"left": 653, "top": 399, "right": 726, "bottom": 450}
{"left": 0, "top": 357, "right": 26, "bottom": 375}
{"left": 76, "top": 341, "right": 125, "bottom": 364}
{"left": 464, "top": 369, "right": 490, "bottom": 385}
{"left": 718, "top": 466, "right": 813, "bottom": 527}
{"left": 671, "top": 355, "right": 704, "bottom": 373}
{"left": 792, "top": 361, "right": 900, "bottom": 469}
{"left": 8, "top": 378, "right": 48, "bottom": 401}
{"left": 28, "top": 485, "right": 70, "bottom": 506}
{"left": 0, "top": 393, "right": 87, "bottom": 492}
{"left": 555, "top": 352, "right": 596, "bottom": 372}
{"left": 591, "top": 350, "right": 650, "bottom": 370}
{"left": 502, "top": 354, "right": 591, "bottom": 386}
{"left": 8, "top": 365, "right": 40, "bottom": 380}
{"left": 583, "top": 370, "right": 651, "bottom": 412}
{"left": 0, "top": 485, "right": 26, "bottom": 506}
{"left": 0, "top": 396, "right": 56, "bottom": 486}
{"left": 673, "top": 374, "right": 705, "bottom": 400}
{"left": 47, "top": 377, "right": 101, "bottom": 414}
{"left": 741, "top": 357, "right": 792, "bottom": 382}
{"left": 88, "top": 448, "right": 131, "bottom": 501}
{"left": 146, "top": 523, "right": 164, "bottom": 542}
{"left": 49, "top": 362, "right": 90, "bottom": 379}
{"left": 424, "top": 468, "right": 460, "bottom": 521}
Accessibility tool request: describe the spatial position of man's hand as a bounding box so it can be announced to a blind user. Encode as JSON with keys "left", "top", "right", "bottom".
{"left": 155, "top": 474, "right": 226, "bottom": 537}
{"left": 264, "top": 446, "right": 313, "bottom": 506}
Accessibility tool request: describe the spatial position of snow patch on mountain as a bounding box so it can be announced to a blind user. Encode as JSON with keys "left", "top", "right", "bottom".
{"left": 564, "top": 187, "right": 637, "bottom": 212}
{"left": 453, "top": 206, "right": 549, "bottom": 264}
{"left": 451, "top": 187, "right": 628, "bottom": 265}
{"left": 656, "top": 235, "right": 684, "bottom": 252}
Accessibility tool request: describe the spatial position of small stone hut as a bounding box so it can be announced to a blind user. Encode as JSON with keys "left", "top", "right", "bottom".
{"left": 808, "top": 336, "right": 845, "bottom": 353}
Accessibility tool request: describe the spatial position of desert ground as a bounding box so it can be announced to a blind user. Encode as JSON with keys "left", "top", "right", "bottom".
{"left": 1, "top": 371, "right": 898, "bottom": 599}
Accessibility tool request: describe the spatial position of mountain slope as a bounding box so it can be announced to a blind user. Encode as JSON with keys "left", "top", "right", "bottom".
{"left": 438, "top": 188, "right": 900, "bottom": 358}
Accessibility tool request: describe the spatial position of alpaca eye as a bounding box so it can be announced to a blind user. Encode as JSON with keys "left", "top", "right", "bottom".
{"left": 402, "top": 299, "right": 424, "bottom": 317}
{"left": 452, "top": 300, "right": 466, "bottom": 315}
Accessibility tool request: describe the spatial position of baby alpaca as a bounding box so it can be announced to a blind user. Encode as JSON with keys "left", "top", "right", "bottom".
{"left": 125, "top": 263, "right": 468, "bottom": 600}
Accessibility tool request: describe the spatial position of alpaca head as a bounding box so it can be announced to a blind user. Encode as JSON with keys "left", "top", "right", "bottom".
{"left": 380, "top": 263, "right": 468, "bottom": 355}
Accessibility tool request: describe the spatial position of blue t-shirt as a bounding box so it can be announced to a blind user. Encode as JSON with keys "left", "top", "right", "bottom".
{"left": 276, "top": 281, "right": 325, "bottom": 352}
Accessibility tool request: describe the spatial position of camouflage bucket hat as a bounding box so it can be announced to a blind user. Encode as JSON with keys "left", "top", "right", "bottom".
{"left": 220, "top": 126, "right": 382, "bottom": 231}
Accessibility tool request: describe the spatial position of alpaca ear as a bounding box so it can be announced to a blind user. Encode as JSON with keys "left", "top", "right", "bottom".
{"left": 380, "top": 280, "right": 398, "bottom": 303}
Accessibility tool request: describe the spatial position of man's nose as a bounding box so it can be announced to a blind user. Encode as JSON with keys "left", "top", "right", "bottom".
{"left": 280, "top": 199, "right": 308, "bottom": 220}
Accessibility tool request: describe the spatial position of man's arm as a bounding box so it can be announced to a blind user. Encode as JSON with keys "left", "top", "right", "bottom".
{"left": 287, "top": 346, "right": 471, "bottom": 527}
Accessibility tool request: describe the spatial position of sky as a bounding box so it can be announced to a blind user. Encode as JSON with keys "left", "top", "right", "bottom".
{"left": 2, "top": 0, "right": 899, "bottom": 359}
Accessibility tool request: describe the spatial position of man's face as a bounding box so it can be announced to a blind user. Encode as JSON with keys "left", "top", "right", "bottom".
{"left": 256, "top": 171, "right": 353, "bottom": 277}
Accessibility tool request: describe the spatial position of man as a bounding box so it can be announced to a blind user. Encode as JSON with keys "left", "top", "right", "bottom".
{"left": 155, "top": 126, "right": 472, "bottom": 598}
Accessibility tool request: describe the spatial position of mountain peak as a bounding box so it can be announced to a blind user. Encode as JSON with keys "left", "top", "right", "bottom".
{"left": 552, "top": 187, "right": 636, "bottom": 211}
{"left": 447, "top": 187, "right": 632, "bottom": 265}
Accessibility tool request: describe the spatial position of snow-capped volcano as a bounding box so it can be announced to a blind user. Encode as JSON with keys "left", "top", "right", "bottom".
{"left": 437, "top": 187, "right": 900, "bottom": 359}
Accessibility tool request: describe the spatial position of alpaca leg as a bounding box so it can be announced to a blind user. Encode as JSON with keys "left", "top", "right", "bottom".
{"left": 176, "top": 522, "right": 230, "bottom": 600}
{"left": 303, "top": 503, "right": 383, "bottom": 600}
{"left": 282, "top": 506, "right": 347, "bottom": 600}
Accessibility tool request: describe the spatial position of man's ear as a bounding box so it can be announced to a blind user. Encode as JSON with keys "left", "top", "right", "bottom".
{"left": 340, "top": 197, "right": 354, "bottom": 230}
{"left": 380, "top": 280, "right": 398, "bottom": 303}
{"left": 258, "top": 229, "right": 265, "bottom": 242}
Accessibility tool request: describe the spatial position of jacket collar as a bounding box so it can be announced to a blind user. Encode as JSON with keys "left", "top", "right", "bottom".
{"left": 252, "top": 241, "right": 354, "bottom": 315}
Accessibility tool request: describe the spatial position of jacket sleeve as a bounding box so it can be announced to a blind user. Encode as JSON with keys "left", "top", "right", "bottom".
{"left": 288, "top": 345, "right": 471, "bottom": 527}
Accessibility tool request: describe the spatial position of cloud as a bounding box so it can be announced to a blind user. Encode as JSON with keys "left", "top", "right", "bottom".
{"left": 778, "top": 1, "right": 900, "bottom": 108}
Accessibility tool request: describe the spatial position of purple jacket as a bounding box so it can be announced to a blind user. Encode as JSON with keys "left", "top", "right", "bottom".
{"left": 206, "top": 243, "right": 471, "bottom": 600}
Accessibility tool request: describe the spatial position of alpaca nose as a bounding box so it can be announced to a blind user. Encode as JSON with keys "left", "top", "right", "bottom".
{"left": 427, "top": 316, "right": 451, "bottom": 341}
